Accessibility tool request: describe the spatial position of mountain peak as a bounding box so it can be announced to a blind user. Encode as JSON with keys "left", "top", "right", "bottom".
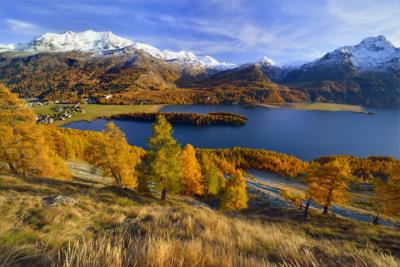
{"left": 29, "top": 30, "right": 133, "bottom": 53}
{"left": 315, "top": 35, "right": 400, "bottom": 71}
{"left": 358, "top": 35, "right": 395, "bottom": 51}
{"left": 258, "top": 56, "right": 275, "bottom": 65}
{"left": 0, "top": 30, "right": 235, "bottom": 70}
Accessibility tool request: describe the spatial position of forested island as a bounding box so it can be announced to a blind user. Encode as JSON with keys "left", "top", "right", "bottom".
{"left": 109, "top": 111, "right": 248, "bottom": 125}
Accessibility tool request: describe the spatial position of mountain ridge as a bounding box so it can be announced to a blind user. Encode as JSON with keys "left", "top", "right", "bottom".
{"left": 0, "top": 30, "right": 236, "bottom": 71}
{"left": 0, "top": 32, "right": 399, "bottom": 107}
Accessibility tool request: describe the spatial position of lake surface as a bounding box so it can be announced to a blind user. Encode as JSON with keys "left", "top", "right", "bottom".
{"left": 63, "top": 105, "right": 400, "bottom": 161}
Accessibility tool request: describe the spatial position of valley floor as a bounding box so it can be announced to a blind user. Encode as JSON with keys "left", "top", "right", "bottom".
{"left": 0, "top": 162, "right": 399, "bottom": 267}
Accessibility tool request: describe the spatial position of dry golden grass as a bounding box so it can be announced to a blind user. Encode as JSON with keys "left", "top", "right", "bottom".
{"left": 0, "top": 174, "right": 399, "bottom": 267}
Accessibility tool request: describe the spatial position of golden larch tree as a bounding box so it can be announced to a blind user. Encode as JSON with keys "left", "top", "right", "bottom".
{"left": 282, "top": 189, "right": 305, "bottom": 210}
{"left": 199, "top": 154, "right": 225, "bottom": 196}
{"left": 85, "top": 122, "right": 140, "bottom": 190}
{"left": 181, "top": 144, "right": 204, "bottom": 196}
{"left": 304, "top": 159, "right": 351, "bottom": 215}
{"left": 0, "top": 84, "right": 70, "bottom": 179}
{"left": 146, "top": 115, "right": 182, "bottom": 200}
{"left": 220, "top": 170, "right": 248, "bottom": 211}
{"left": 372, "top": 165, "right": 400, "bottom": 224}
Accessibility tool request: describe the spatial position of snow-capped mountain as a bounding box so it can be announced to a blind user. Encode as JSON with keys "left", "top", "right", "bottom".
{"left": 258, "top": 56, "right": 275, "bottom": 66}
{"left": 0, "top": 30, "right": 235, "bottom": 70}
{"left": 306, "top": 35, "right": 399, "bottom": 71}
{"left": 279, "top": 35, "right": 400, "bottom": 108}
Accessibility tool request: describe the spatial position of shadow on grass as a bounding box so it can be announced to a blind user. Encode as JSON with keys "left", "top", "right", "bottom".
{"left": 244, "top": 206, "right": 400, "bottom": 257}
{"left": 0, "top": 175, "right": 159, "bottom": 207}
{"left": 99, "top": 185, "right": 159, "bottom": 205}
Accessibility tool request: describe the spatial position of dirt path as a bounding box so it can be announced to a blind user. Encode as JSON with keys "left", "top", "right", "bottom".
{"left": 247, "top": 169, "right": 399, "bottom": 228}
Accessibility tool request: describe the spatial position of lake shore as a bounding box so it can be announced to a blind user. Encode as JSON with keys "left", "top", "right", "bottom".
{"left": 256, "top": 102, "right": 370, "bottom": 114}
{"left": 33, "top": 104, "right": 164, "bottom": 126}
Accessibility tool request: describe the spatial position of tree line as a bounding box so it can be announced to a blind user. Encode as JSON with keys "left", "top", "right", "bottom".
{"left": 95, "top": 87, "right": 307, "bottom": 106}
{"left": 197, "top": 148, "right": 308, "bottom": 178}
{"left": 109, "top": 112, "right": 247, "bottom": 126}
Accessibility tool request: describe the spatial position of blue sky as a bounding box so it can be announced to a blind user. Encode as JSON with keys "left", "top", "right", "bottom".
{"left": 0, "top": 0, "right": 399, "bottom": 65}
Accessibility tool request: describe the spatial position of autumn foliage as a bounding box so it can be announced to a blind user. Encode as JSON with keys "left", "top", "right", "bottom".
{"left": 146, "top": 115, "right": 182, "bottom": 200}
{"left": 220, "top": 170, "right": 248, "bottom": 211}
{"left": 85, "top": 122, "right": 141, "bottom": 189}
{"left": 197, "top": 148, "right": 307, "bottom": 178}
{"left": 181, "top": 144, "right": 204, "bottom": 196}
{"left": 304, "top": 159, "right": 352, "bottom": 214}
{"left": 372, "top": 164, "right": 400, "bottom": 223}
{"left": 0, "top": 84, "right": 71, "bottom": 179}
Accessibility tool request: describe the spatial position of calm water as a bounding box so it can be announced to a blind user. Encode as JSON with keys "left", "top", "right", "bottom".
{"left": 63, "top": 105, "right": 400, "bottom": 160}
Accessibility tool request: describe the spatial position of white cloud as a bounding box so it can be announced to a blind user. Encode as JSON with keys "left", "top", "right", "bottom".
{"left": 52, "top": 2, "right": 126, "bottom": 15}
{"left": 6, "top": 19, "right": 40, "bottom": 33}
{"left": 4, "top": 19, "right": 44, "bottom": 36}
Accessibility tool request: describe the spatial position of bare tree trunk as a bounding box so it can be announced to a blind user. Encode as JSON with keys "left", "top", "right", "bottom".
{"left": 323, "top": 186, "right": 333, "bottom": 215}
{"left": 303, "top": 199, "right": 311, "bottom": 219}
{"left": 8, "top": 163, "right": 18, "bottom": 174}
{"left": 322, "top": 204, "right": 329, "bottom": 215}
{"left": 161, "top": 188, "right": 167, "bottom": 201}
{"left": 373, "top": 212, "right": 380, "bottom": 225}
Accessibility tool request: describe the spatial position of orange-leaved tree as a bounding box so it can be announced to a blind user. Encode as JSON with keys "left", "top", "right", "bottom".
{"left": 181, "top": 144, "right": 204, "bottom": 196}
{"left": 282, "top": 189, "right": 305, "bottom": 210}
{"left": 85, "top": 122, "right": 141, "bottom": 190}
{"left": 304, "top": 159, "right": 351, "bottom": 215}
{"left": 220, "top": 170, "right": 248, "bottom": 211}
{"left": 0, "top": 84, "right": 70, "bottom": 179}
{"left": 372, "top": 164, "right": 400, "bottom": 224}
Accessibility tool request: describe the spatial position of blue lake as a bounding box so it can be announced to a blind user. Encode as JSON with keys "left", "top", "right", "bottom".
{"left": 63, "top": 105, "right": 400, "bottom": 161}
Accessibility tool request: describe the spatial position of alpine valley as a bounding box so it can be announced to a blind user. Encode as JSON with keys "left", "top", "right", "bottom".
{"left": 0, "top": 30, "right": 399, "bottom": 107}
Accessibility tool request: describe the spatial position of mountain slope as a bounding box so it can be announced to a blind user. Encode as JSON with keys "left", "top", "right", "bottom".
{"left": 279, "top": 36, "right": 400, "bottom": 107}
{"left": 1, "top": 33, "right": 398, "bottom": 107}
{"left": 0, "top": 49, "right": 181, "bottom": 99}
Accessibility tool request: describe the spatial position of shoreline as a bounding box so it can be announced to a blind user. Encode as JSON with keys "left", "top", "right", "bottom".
{"left": 33, "top": 104, "right": 165, "bottom": 126}
{"left": 34, "top": 102, "right": 374, "bottom": 127}
{"left": 256, "top": 102, "right": 370, "bottom": 114}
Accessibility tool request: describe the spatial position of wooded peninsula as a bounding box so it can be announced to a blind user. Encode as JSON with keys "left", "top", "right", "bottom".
{"left": 109, "top": 112, "right": 248, "bottom": 125}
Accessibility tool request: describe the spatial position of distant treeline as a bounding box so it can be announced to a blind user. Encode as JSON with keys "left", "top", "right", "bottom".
{"left": 109, "top": 112, "right": 248, "bottom": 125}
{"left": 80, "top": 88, "right": 308, "bottom": 106}
{"left": 198, "top": 148, "right": 400, "bottom": 183}
{"left": 197, "top": 147, "right": 308, "bottom": 178}
{"left": 314, "top": 155, "right": 400, "bottom": 183}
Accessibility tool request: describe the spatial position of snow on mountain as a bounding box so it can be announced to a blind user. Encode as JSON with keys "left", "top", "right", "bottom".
{"left": 133, "top": 42, "right": 165, "bottom": 58}
{"left": 25, "top": 30, "right": 133, "bottom": 53}
{"left": 258, "top": 56, "right": 275, "bottom": 65}
{"left": 313, "top": 35, "right": 399, "bottom": 71}
{"left": 280, "top": 60, "right": 311, "bottom": 70}
{"left": 0, "top": 30, "right": 235, "bottom": 70}
{"left": 235, "top": 56, "right": 275, "bottom": 70}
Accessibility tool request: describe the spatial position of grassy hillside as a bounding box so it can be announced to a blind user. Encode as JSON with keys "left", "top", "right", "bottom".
{"left": 0, "top": 163, "right": 399, "bottom": 267}
{"left": 32, "top": 104, "right": 162, "bottom": 125}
